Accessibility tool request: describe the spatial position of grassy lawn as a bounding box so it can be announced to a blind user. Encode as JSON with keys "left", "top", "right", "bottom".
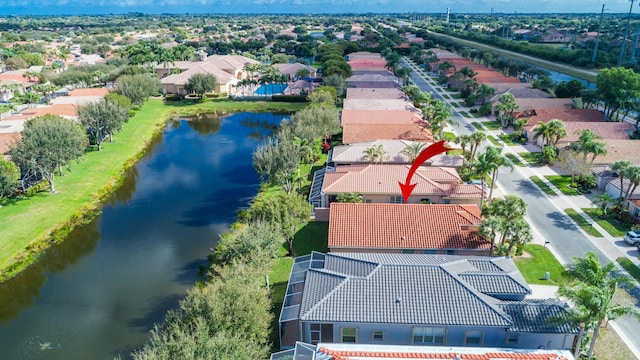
{"left": 564, "top": 208, "right": 604, "bottom": 237}
{"left": 0, "top": 98, "right": 306, "bottom": 280}
{"left": 443, "top": 131, "right": 457, "bottom": 142}
{"left": 471, "top": 122, "right": 485, "bottom": 130}
{"left": 544, "top": 175, "right": 581, "bottom": 196}
{"left": 518, "top": 152, "right": 543, "bottom": 166}
{"left": 442, "top": 94, "right": 451, "bottom": 99}
{"left": 460, "top": 111, "right": 471, "bottom": 118}
{"left": 450, "top": 102, "right": 460, "bottom": 108}
{"left": 481, "top": 120, "right": 502, "bottom": 130}
{"left": 617, "top": 257, "right": 640, "bottom": 283}
{"left": 594, "top": 325, "right": 637, "bottom": 360}
{"left": 450, "top": 93, "right": 461, "bottom": 99}
{"left": 487, "top": 136, "right": 501, "bottom": 146}
{"left": 514, "top": 244, "right": 567, "bottom": 285}
{"left": 497, "top": 134, "right": 518, "bottom": 146}
{"left": 530, "top": 176, "right": 557, "bottom": 196}
{"left": 505, "top": 153, "right": 524, "bottom": 167}
{"left": 582, "top": 208, "right": 631, "bottom": 237}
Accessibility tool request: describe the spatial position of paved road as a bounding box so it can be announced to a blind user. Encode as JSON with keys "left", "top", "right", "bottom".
{"left": 403, "top": 58, "right": 640, "bottom": 358}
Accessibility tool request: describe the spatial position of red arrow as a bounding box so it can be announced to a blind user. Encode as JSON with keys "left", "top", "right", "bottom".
{"left": 398, "top": 140, "right": 452, "bottom": 203}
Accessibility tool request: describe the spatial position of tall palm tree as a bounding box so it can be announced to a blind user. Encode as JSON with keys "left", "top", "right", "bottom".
{"left": 611, "top": 160, "right": 633, "bottom": 200}
{"left": 469, "top": 131, "right": 487, "bottom": 163}
{"left": 475, "top": 84, "right": 496, "bottom": 105}
{"left": 572, "top": 129, "right": 607, "bottom": 163}
{"left": 504, "top": 218, "right": 532, "bottom": 255}
{"left": 532, "top": 121, "right": 553, "bottom": 147}
{"left": 559, "top": 252, "right": 640, "bottom": 360}
{"left": 479, "top": 216, "right": 503, "bottom": 256}
{"left": 547, "top": 119, "right": 568, "bottom": 146}
{"left": 477, "top": 146, "right": 514, "bottom": 204}
{"left": 424, "top": 99, "right": 454, "bottom": 141}
{"left": 593, "top": 193, "right": 615, "bottom": 216}
{"left": 401, "top": 142, "right": 427, "bottom": 162}
{"left": 496, "top": 92, "right": 518, "bottom": 127}
{"left": 623, "top": 165, "right": 640, "bottom": 207}
{"left": 454, "top": 134, "right": 473, "bottom": 165}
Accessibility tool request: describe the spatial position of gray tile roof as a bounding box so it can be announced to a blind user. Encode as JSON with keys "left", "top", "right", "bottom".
{"left": 459, "top": 274, "right": 531, "bottom": 295}
{"left": 498, "top": 300, "right": 579, "bottom": 334}
{"left": 299, "top": 270, "right": 346, "bottom": 315}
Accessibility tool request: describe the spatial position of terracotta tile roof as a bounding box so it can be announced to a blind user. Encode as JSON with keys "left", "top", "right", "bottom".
{"left": 0, "top": 132, "right": 20, "bottom": 155}
{"left": 347, "top": 59, "right": 388, "bottom": 70}
{"left": 342, "top": 123, "right": 433, "bottom": 144}
{"left": 20, "top": 104, "right": 78, "bottom": 118}
{"left": 521, "top": 109, "right": 606, "bottom": 130}
{"left": 345, "top": 88, "right": 407, "bottom": 100}
{"left": 514, "top": 98, "right": 574, "bottom": 111}
{"left": 341, "top": 109, "right": 422, "bottom": 125}
{"left": 343, "top": 99, "right": 420, "bottom": 112}
{"left": 556, "top": 121, "right": 635, "bottom": 143}
{"left": 328, "top": 203, "right": 489, "bottom": 251}
{"left": 318, "top": 347, "right": 570, "bottom": 360}
{"left": 68, "top": 88, "right": 111, "bottom": 97}
{"left": 322, "top": 164, "right": 465, "bottom": 195}
{"left": 0, "top": 74, "right": 35, "bottom": 86}
{"left": 592, "top": 140, "right": 640, "bottom": 165}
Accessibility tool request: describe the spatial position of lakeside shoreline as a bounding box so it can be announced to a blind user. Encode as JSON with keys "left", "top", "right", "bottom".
{"left": 0, "top": 98, "right": 306, "bottom": 282}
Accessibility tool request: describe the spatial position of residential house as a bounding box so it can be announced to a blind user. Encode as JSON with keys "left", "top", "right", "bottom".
{"left": 586, "top": 139, "right": 640, "bottom": 166}
{"left": 518, "top": 108, "right": 607, "bottom": 145}
{"left": 346, "top": 73, "right": 399, "bottom": 89}
{"left": 348, "top": 59, "right": 389, "bottom": 72}
{"left": 340, "top": 109, "right": 432, "bottom": 144}
{"left": 345, "top": 88, "right": 408, "bottom": 100}
{"left": 327, "top": 203, "right": 488, "bottom": 254}
{"left": 158, "top": 55, "right": 259, "bottom": 95}
{"left": 278, "top": 252, "right": 577, "bottom": 349}
{"left": 272, "top": 342, "right": 576, "bottom": 360}
{"left": 328, "top": 140, "right": 463, "bottom": 168}
{"left": 51, "top": 87, "right": 111, "bottom": 106}
{"left": 273, "top": 63, "right": 317, "bottom": 80}
{"left": 346, "top": 51, "right": 384, "bottom": 61}
{"left": 555, "top": 121, "right": 635, "bottom": 147}
{"left": 310, "top": 165, "right": 482, "bottom": 209}
{"left": 513, "top": 98, "right": 574, "bottom": 112}
{"left": 343, "top": 98, "right": 420, "bottom": 113}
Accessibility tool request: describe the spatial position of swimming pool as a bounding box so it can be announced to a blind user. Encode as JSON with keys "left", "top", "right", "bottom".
{"left": 255, "top": 83, "right": 288, "bottom": 95}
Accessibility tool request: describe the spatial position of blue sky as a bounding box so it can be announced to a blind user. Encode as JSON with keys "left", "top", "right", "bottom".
{"left": 0, "top": 0, "right": 637, "bottom": 15}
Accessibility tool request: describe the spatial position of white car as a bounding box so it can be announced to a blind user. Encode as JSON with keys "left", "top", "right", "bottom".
{"left": 623, "top": 230, "right": 640, "bottom": 245}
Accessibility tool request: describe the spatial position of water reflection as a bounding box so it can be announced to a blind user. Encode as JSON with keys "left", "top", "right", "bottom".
{"left": 0, "top": 217, "right": 100, "bottom": 324}
{"left": 240, "top": 112, "right": 281, "bottom": 141}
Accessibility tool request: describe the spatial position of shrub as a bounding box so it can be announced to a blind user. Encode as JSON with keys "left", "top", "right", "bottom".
{"left": 271, "top": 95, "right": 308, "bottom": 102}
{"left": 164, "top": 94, "right": 184, "bottom": 101}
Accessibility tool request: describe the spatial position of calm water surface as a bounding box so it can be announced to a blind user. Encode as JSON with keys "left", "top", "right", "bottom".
{"left": 0, "top": 112, "right": 285, "bottom": 359}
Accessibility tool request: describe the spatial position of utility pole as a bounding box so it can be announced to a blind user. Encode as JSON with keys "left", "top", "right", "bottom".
{"left": 592, "top": 4, "right": 606, "bottom": 66}
{"left": 618, "top": 0, "right": 635, "bottom": 66}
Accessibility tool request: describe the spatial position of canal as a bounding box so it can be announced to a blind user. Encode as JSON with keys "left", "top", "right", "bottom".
{"left": 0, "top": 111, "right": 285, "bottom": 359}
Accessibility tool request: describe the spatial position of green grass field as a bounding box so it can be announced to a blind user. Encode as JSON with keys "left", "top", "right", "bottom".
{"left": 505, "top": 153, "right": 524, "bottom": 167}
{"left": 518, "top": 152, "right": 543, "bottom": 166}
{"left": 617, "top": 257, "right": 640, "bottom": 283}
{"left": 0, "top": 98, "right": 305, "bottom": 280}
{"left": 497, "top": 134, "right": 518, "bottom": 146}
{"left": 564, "top": 208, "right": 604, "bottom": 237}
{"left": 487, "top": 136, "right": 501, "bottom": 146}
{"left": 530, "top": 176, "right": 556, "bottom": 196}
{"left": 514, "top": 244, "right": 567, "bottom": 285}
{"left": 544, "top": 175, "right": 581, "bottom": 196}
{"left": 582, "top": 208, "right": 631, "bottom": 237}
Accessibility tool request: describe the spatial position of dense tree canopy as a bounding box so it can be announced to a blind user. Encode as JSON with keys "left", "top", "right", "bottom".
{"left": 185, "top": 73, "right": 217, "bottom": 99}
{"left": 9, "top": 114, "right": 87, "bottom": 193}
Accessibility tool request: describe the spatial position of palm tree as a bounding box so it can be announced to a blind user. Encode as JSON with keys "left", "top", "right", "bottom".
{"left": 623, "top": 165, "right": 640, "bottom": 207}
{"left": 496, "top": 92, "right": 518, "bottom": 127}
{"left": 505, "top": 218, "right": 532, "bottom": 255}
{"left": 469, "top": 131, "right": 487, "bottom": 163}
{"left": 559, "top": 252, "right": 640, "bottom": 360}
{"left": 401, "top": 142, "right": 427, "bottom": 162}
{"left": 479, "top": 216, "right": 503, "bottom": 256}
{"left": 611, "top": 160, "right": 633, "bottom": 200}
{"left": 475, "top": 84, "right": 496, "bottom": 105}
{"left": 336, "top": 192, "right": 363, "bottom": 203}
{"left": 572, "top": 129, "right": 607, "bottom": 163}
{"left": 454, "top": 134, "right": 472, "bottom": 165}
{"left": 472, "top": 153, "right": 494, "bottom": 210}
{"left": 547, "top": 119, "right": 568, "bottom": 146}
{"left": 593, "top": 193, "right": 615, "bottom": 216}
{"left": 532, "top": 122, "right": 552, "bottom": 147}
{"left": 363, "top": 144, "right": 389, "bottom": 164}
{"left": 477, "top": 146, "right": 514, "bottom": 204}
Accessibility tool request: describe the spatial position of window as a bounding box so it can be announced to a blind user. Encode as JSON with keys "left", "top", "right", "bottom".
{"left": 365, "top": 199, "right": 373, "bottom": 203}
{"left": 464, "top": 330, "right": 483, "bottom": 346}
{"left": 402, "top": 249, "right": 416, "bottom": 254}
{"left": 412, "top": 327, "right": 445, "bottom": 344}
{"left": 342, "top": 327, "right": 357, "bottom": 343}
{"left": 309, "top": 323, "right": 333, "bottom": 344}
{"left": 443, "top": 199, "right": 451, "bottom": 204}
{"left": 389, "top": 196, "right": 404, "bottom": 204}
{"left": 446, "top": 250, "right": 456, "bottom": 255}
{"left": 506, "top": 334, "right": 520, "bottom": 346}
{"left": 372, "top": 331, "right": 384, "bottom": 342}
{"left": 310, "top": 324, "right": 321, "bottom": 344}
{"left": 423, "top": 250, "right": 436, "bottom": 254}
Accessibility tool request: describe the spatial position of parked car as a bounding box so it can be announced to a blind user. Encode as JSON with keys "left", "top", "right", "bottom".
{"left": 623, "top": 230, "right": 640, "bottom": 245}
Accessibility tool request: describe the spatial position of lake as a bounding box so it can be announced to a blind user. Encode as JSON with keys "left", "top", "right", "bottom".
{"left": 0, "top": 111, "right": 286, "bottom": 359}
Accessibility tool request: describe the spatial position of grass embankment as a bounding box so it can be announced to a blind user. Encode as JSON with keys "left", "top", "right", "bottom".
{"left": 0, "top": 98, "right": 304, "bottom": 281}
{"left": 544, "top": 175, "right": 581, "bottom": 196}
{"left": 514, "top": 244, "right": 567, "bottom": 285}
{"left": 530, "top": 176, "right": 556, "bottom": 196}
{"left": 564, "top": 209, "right": 604, "bottom": 237}
{"left": 582, "top": 208, "right": 631, "bottom": 237}
{"left": 617, "top": 257, "right": 640, "bottom": 283}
